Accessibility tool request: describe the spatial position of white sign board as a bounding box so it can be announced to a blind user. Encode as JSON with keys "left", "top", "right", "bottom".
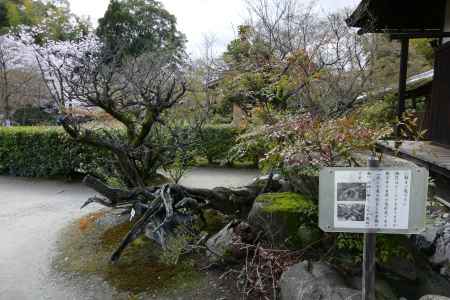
{"left": 319, "top": 167, "right": 428, "bottom": 234}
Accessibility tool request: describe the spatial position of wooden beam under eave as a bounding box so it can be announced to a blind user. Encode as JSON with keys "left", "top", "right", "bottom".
{"left": 396, "top": 38, "right": 410, "bottom": 138}
{"left": 443, "top": 0, "right": 450, "bottom": 43}
{"left": 390, "top": 32, "right": 450, "bottom": 39}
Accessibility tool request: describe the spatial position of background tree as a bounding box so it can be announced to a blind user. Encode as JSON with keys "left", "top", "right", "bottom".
{"left": 0, "top": 34, "right": 49, "bottom": 123}
{"left": 97, "top": 0, "right": 185, "bottom": 59}
{"left": 220, "top": 1, "right": 376, "bottom": 120}
{"left": 0, "top": 1, "right": 89, "bottom": 124}
{"left": 369, "top": 35, "right": 433, "bottom": 90}
{"left": 0, "top": 0, "right": 90, "bottom": 41}
{"left": 180, "top": 34, "right": 228, "bottom": 126}
{"left": 219, "top": 0, "right": 435, "bottom": 120}
{"left": 411, "top": 38, "right": 436, "bottom": 66}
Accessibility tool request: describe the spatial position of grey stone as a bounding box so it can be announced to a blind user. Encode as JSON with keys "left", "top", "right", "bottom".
{"left": 349, "top": 277, "right": 397, "bottom": 300}
{"left": 279, "top": 179, "right": 293, "bottom": 192}
{"left": 432, "top": 224, "right": 450, "bottom": 266}
{"left": 419, "top": 296, "right": 450, "bottom": 300}
{"left": 412, "top": 229, "right": 437, "bottom": 253}
{"left": 416, "top": 268, "right": 450, "bottom": 298}
{"left": 280, "top": 261, "right": 361, "bottom": 300}
{"left": 248, "top": 199, "right": 290, "bottom": 245}
{"left": 285, "top": 172, "right": 319, "bottom": 200}
{"left": 440, "top": 263, "right": 450, "bottom": 278}
{"left": 353, "top": 151, "right": 420, "bottom": 168}
{"left": 374, "top": 280, "right": 398, "bottom": 300}
{"left": 297, "top": 226, "right": 322, "bottom": 248}
{"left": 205, "top": 222, "right": 236, "bottom": 261}
{"left": 380, "top": 255, "right": 417, "bottom": 281}
{"left": 247, "top": 193, "right": 318, "bottom": 246}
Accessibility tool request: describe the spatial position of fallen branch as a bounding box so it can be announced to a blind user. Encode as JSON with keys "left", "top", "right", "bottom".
{"left": 81, "top": 175, "right": 283, "bottom": 262}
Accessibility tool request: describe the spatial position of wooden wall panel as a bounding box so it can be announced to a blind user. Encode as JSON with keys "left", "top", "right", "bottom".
{"left": 430, "top": 42, "right": 450, "bottom": 146}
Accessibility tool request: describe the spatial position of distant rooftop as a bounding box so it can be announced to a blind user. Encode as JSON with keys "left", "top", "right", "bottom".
{"left": 357, "top": 69, "right": 434, "bottom": 102}
{"left": 406, "top": 70, "right": 434, "bottom": 86}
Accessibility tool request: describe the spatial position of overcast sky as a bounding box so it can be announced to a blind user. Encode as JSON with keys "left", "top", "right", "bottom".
{"left": 69, "top": 0, "right": 360, "bottom": 57}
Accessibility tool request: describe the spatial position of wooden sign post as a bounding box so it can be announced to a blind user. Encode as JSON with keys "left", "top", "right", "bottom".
{"left": 363, "top": 156, "right": 379, "bottom": 300}
{"left": 318, "top": 159, "right": 428, "bottom": 300}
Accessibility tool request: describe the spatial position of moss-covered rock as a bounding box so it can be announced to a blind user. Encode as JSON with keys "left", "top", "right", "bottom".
{"left": 256, "top": 192, "right": 316, "bottom": 215}
{"left": 248, "top": 192, "right": 320, "bottom": 247}
{"left": 285, "top": 170, "right": 319, "bottom": 201}
{"left": 297, "top": 226, "right": 323, "bottom": 248}
{"left": 203, "top": 209, "right": 228, "bottom": 234}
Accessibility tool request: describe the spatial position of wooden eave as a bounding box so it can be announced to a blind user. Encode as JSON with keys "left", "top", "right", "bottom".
{"left": 346, "top": 0, "right": 447, "bottom": 37}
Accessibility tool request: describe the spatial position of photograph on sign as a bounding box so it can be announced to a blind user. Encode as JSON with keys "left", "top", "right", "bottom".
{"left": 337, "top": 183, "right": 367, "bottom": 202}
{"left": 337, "top": 203, "right": 365, "bottom": 222}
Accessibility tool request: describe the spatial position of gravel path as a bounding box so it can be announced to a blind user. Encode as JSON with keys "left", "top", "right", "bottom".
{"left": 0, "top": 167, "right": 259, "bottom": 300}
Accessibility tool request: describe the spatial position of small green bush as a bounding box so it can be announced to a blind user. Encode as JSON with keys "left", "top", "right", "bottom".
{"left": 196, "top": 124, "right": 240, "bottom": 164}
{"left": 228, "top": 127, "right": 272, "bottom": 168}
{"left": 335, "top": 233, "right": 412, "bottom": 264}
{"left": 0, "top": 126, "right": 108, "bottom": 178}
{"left": 358, "top": 94, "right": 397, "bottom": 129}
{"left": 12, "top": 106, "right": 57, "bottom": 126}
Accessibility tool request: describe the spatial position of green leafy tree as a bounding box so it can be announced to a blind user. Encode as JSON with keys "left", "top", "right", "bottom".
{"left": 411, "top": 38, "right": 436, "bottom": 65}
{"left": 97, "top": 0, "right": 185, "bottom": 59}
{"left": 0, "top": 0, "right": 90, "bottom": 41}
{"left": 221, "top": 25, "right": 301, "bottom": 120}
{"left": 369, "top": 35, "right": 433, "bottom": 91}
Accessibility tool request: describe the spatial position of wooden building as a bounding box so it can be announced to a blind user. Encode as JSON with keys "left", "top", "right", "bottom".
{"left": 348, "top": 0, "right": 450, "bottom": 182}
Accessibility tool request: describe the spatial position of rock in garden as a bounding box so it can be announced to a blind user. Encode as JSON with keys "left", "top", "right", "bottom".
{"left": 440, "top": 263, "right": 450, "bottom": 278}
{"left": 285, "top": 171, "right": 319, "bottom": 200}
{"left": 205, "top": 221, "right": 256, "bottom": 262}
{"left": 206, "top": 222, "right": 237, "bottom": 262}
{"left": 431, "top": 224, "right": 450, "bottom": 267}
{"left": 296, "top": 226, "right": 322, "bottom": 247}
{"left": 412, "top": 233, "right": 436, "bottom": 255}
{"left": 411, "top": 214, "right": 449, "bottom": 255}
{"left": 349, "top": 276, "right": 397, "bottom": 300}
{"left": 380, "top": 255, "right": 417, "bottom": 281}
{"left": 419, "top": 296, "right": 450, "bottom": 300}
{"left": 247, "top": 192, "right": 319, "bottom": 247}
{"left": 416, "top": 268, "right": 450, "bottom": 298}
{"left": 280, "top": 261, "right": 361, "bottom": 300}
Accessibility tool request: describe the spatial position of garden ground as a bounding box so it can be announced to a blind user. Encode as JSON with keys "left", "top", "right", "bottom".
{"left": 0, "top": 167, "right": 259, "bottom": 300}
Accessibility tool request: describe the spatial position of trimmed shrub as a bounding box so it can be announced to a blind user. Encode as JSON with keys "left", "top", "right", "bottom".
{"left": 12, "top": 106, "right": 57, "bottom": 126}
{"left": 0, "top": 126, "right": 108, "bottom": 178}
{"left": 0, "top": 124, "right": 246, "bottom": 179}
{"left": 196, "top": 124, "right": 240, "bottom": 164}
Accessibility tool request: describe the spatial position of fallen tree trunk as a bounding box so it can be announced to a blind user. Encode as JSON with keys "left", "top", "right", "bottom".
{"left": 82, "top": 174, "right": 281, "bottom": 262}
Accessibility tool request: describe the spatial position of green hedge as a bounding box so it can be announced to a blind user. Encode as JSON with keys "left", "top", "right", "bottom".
{"left": 0, "top": 124, "right": 245, "bottom": 179}
{"left": 197, "top": 124, "right": 240, "bottom": 164}
{"left": 0, "top": 126, "right": 107, "bottom": 178}
{"left": 12, "top": 106, "right": 58, "bottom": 126}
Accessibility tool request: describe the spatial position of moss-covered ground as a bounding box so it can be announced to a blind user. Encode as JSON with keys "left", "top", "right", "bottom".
{"left": 53, "top": 210, "right": 208, "bottom": 298}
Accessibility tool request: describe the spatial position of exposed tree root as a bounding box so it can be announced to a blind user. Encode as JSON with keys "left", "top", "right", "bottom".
{"left": 82, "top": 174, "right": 280, "bottom": 262}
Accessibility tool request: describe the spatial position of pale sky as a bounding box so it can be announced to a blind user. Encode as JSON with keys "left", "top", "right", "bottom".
{"left": 69, "top": 0, "right": 360, "bottom": 57}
